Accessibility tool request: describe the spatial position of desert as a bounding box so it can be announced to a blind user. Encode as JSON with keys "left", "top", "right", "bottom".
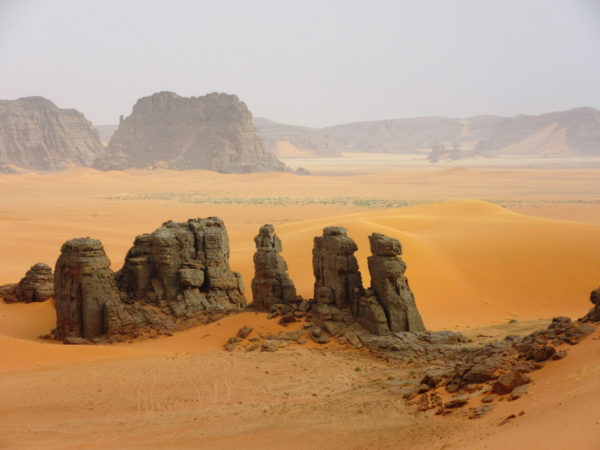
{"left": 2, "top": 1, "right": 600, "bottom": 448}
{"left": 1, "top": 157, "right": 600, "bottom": 448}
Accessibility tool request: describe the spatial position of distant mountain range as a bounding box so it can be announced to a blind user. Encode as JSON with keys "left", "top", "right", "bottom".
{"left": 0, "top": 93, "right": 288, "bottom": 173}
{"left": 0, "top": 97, "right": 105, "bottom": 171}
{"left": 253, "top": 107, "right": 600, "bottom": 158}
{"left": 1, "top": 97, "right": 598, "bottom": 173}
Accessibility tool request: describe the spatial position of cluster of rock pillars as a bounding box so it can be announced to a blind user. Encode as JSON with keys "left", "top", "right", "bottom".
{"left": 2, "top": 215, "right": 600, "bottom": 418}
{"left": 4, "top": 217, "right": 427, "bottom": 342}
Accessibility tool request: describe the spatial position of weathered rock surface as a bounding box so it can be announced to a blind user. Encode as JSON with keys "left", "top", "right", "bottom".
{"left": 312, "top": 227, "right": 363, "bottom": 314}
{"left": 251, "top": 224, "right": 299, "bottom": 311}
{"left": 0, "top": 263, "right": 54, "bottom": 303}
{"left": 54, "top": 238, "right": 121, "bottom": 339}
{"left": 367, "top": 233, "right": 425, "bottom": 332}
{"left": 492, "top": 371, "right": 530, "bottom": 395}
{"left": 0, "top": 97, "right": 105, "bottom": 171}
{"left": 54, "top": 217, "right": 246, "bottom": 342}
{"left": 110, "top": 217, "right": 246, "bottom": 334}
{"left": 583, "top": 286, "right": 600, "bottom": 322}
{"left": 97, "top": 92, "right": 289, "bottom": 173}
{"left": 356, "top": 289, "right": 390, "bottom": 335}
{"left": 308, "top": 228, "right": 425, "bottom": 337}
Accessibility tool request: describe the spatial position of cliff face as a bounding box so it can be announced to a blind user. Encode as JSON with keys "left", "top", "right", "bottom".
{"left": 99, "top": 92, "right": 288, "bottom": 173}
{"left": 0, "top": 97, "right": 105, "bottom": 171}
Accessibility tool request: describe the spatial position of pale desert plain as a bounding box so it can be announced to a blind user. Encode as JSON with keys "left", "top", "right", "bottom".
{"left": 1, "top": 154, "right": 600, "bottom": 449}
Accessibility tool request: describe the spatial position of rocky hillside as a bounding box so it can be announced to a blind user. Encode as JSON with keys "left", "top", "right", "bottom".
{"left": 254, "top": 118, "right": 347, "bottom": 156}
{"left": 0, "top": 97, "right": 105, "bottom": 171}
{"left": 257, "top": 107, "right": 600, "bottom": 157}
{"left": 97, "top": 92, "right": 288, "bottom": 173}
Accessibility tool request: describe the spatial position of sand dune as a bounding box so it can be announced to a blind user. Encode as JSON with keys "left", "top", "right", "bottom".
{"left": 1, "top": 166, "right": 600, "bottom": 448}
{"left": 1, "top": 168, "right": 600, "bottom": 331}
{"left": 229, "top": 200, "right": 600, "bottom": 329}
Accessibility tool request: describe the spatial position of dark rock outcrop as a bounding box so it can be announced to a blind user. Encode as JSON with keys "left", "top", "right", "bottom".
{"left": 367, "top": 233, "right": 425, "bottom": 332}
{"left": 583, "top": 286, "right": 600, "bottom": 322}
{"left": 312, "top": 227, "right": 363, "bottom": 314}
{"left": 355, "top": 289, "right": 390, "bottom": 335}
{"left": 0, "top": 263, "right": 54, "bottom": 303}
{"left": 251, "top": 224, "right": 298, "bottom": 311}
{"left": 309, "top": 228, "right": 425, "bottom": 337}
{"left": 115, "top": 217, "right": 246, "bottom": 317}
{"left": 97, "top": 92, "right": 289, "bottom": 173}
{"left": 54, "top": 238, "right": 120, "bottom": 339}
{"left": 0, "top": 97, "right": 105, "bottom": 171}
{"left": 54, "top": 217, "right": 246, "bottom": 342}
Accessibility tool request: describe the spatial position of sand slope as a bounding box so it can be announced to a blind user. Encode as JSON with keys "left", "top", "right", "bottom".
{"left": 230, "top": 199, "right": 600, "bottom": 329}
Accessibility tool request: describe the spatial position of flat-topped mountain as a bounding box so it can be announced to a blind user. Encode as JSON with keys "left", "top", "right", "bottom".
{"left": 256, "top": 107, "right": 600, "bottom": 157}
{"left": 0, "top": 96, "right": 105, "bottom": 171}
{"left": 97, "top": 92, "right": 288, "bottom": 173}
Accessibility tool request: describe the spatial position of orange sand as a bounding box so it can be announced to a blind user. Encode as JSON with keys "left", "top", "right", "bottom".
{"left": 1, "top": 163, "right": 600, "bottom": 448}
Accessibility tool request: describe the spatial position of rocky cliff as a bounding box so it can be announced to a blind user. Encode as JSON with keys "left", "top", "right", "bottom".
{"left": 0, "top": 97, "right": 105, "bottom": 171}
{"left": 98, "top": 92, "right": 289, "bottom": 173}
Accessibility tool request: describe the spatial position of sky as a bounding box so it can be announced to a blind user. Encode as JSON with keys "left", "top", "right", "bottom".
{"left": 1, "top": 0, "right": 599, "bottom": 127}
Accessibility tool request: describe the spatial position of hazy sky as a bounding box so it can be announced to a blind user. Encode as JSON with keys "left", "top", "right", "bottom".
{"left": 1, "top": 0, "right": 599, "bottom": 126}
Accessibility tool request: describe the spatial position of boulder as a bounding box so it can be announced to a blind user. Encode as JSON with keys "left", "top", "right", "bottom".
{"left": 251, "top": 224, "right": 299, "bottom": 311}
{"left": 492, "top": 371, "right": 530, "bottom": 395}
{"left": 367, "top": 233, "right": 425, "bottom": 332}
{"left": 0, "top": 263, "right": 54, "bottom": 303}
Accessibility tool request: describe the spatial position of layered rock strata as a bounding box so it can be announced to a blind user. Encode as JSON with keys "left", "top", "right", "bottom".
{"left": 0, "top": 96, "right": 105, "bottom": 171}
{"left": 97, "top": 92, "right": 289, "bottom": 173}
{"left": 54, "top": 238, "right": 120, "bottom": 339}
{"left": 251, "top": 224, "right": 298, "bottom": 311}
{"left": 0, "top": 263, "right": 54, "bottom": 303}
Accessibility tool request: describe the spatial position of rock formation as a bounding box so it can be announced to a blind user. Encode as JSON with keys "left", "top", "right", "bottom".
{"left": 367, "top": 233, "right": 425, "bottom": 332}
{"left": 312, "top": 227, "right": 363, "bottom": 314}
{"left": 251, "top": 224, "right": 298, "bottom": 311}
{"left": 115, "top": 217, "right": 246, "bottom": 316}
{"left": 53, "top": 218, "right": 246, "bottom": 342}
{"left": 583, "top": 286, "right": 600, "bottom": 322}
{"left": 0, "top": 96, "right": 105, "bottom": 171}
{"left": 54, "top": 238, "right": 120, "bottom": 340}
{"left": 97, "top": 92, "right": 289, "bottom": 173}
{"left": 0, "top": 263, "right": 54, "bottom": 303}
{"left": 309, "top": 228, "right": 425, "bottom": 336}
